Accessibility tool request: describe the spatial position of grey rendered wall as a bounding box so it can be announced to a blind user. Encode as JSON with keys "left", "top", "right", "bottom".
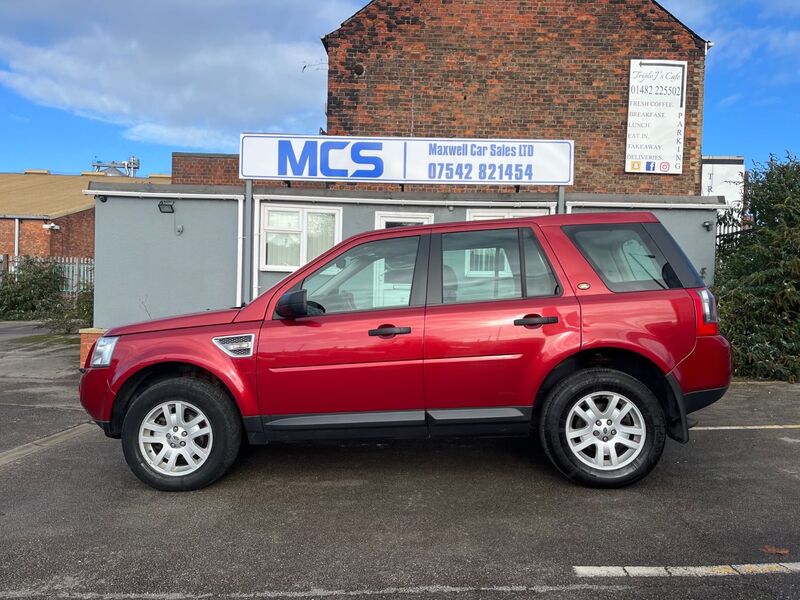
{"left": 570, "top": 206, "right": 718, "bottom": 283}
{"left": 256, "top": 203, "right": 469, "bottom": 293}
{"left": 95, "top": 196, "right": 239, "bottom": 328}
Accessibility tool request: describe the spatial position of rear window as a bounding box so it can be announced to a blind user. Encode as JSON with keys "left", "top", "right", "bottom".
{"left": 563, "top": 224, "right": 683, "bottom": 292}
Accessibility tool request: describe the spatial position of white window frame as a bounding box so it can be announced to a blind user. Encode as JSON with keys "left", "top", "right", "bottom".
{"left": 374, "top": 211, "right": 434, "bottom": 229}
{"left": 465, "top": 208, "right": 551, "bottom": 221}
{"left": 260, "top": 204, "right": 342, "bottom": 272}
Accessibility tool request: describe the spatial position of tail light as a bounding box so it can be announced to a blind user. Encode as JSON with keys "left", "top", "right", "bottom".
{"left": 692, "top": 288, "right": 719, "bottom": 336}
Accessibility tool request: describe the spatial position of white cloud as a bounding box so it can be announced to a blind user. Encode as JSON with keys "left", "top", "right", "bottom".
{"left": 0, "top": 0, "right": 364, "bottom": 151}
{"left": 718, "top": 93, "right": 743, "bottom": 108}
{"left": 656, "top": 0, "right": 720, "bottom": 32}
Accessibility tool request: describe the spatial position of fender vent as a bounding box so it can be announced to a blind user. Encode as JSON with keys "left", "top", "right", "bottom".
{"left": 212, "top": 334, "right": 255, "bottom": 358}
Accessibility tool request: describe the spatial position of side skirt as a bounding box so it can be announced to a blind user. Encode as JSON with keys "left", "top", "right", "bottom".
{"left": 242, "top": 407, "right": 532, "bottom": 445}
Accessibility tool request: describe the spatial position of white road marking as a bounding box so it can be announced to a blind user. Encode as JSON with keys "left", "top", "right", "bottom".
{"left": 576, "top": 563, "right": 797, "bottom": 578}
{"left": 0, "top": 422, "right": 95, "bottom": 468}
{"left": 0, "top": 402, "right": 86, "bottom": 411}
{"left": 692, "top": 424, "right": 800, "bottom": 431}
{"left": 667, "top": 566, "right": 738, "bottom": 577}
{"left": 733, "top": 563, "right": 791, "bottom": 575}
{"left": 623, "top": 566, "right": 669, "bottom": 577}
{"left": 573, "top": 566, "right": 627, "bottom": 578}
{"left": 779, "top": 437, "right": 800, "bottom": 444}
{"left": 0, "top": 584, "right": 631, "bottom": 599}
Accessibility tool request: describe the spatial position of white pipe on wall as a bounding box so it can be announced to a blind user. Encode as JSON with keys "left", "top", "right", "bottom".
{"left": 252, "top": 197, "right": 261, "bottom": 300}
{"left": 14, "top": 218, "right": 20, "bottom": 256}
{"left": 236, "top": 197, "right": 244, "bottom": 307}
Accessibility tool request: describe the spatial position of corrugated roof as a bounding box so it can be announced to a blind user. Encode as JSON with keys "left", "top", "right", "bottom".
{"left": 0, "top": 173, "right": 172, "bottom": 219}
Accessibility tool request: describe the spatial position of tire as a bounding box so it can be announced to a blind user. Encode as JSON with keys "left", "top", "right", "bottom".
{"left": 121, "top": 378, "right": 242, "bottom": 491}
{"left": 538, "top": 368, "right": 666, "bottom": 488}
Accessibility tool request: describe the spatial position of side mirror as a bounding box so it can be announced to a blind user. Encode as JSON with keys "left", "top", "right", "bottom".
{"left": 275, "top": 289, "right": 309, "bottom": 319}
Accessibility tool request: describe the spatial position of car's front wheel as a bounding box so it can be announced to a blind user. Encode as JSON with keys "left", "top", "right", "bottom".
{"left": 121, "top": 378, "right": 242, "bottom": 491}
{"left": 539, "top": 368, "right": 666, "bottom": 488}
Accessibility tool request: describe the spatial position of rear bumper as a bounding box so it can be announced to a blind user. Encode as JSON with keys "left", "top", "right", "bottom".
{"left": 665, "top": 376, "right": 731, "bottom": 444}
{"left": 664, "top": 335, "right": 732, "bottom": 443}
{"left": 684, "top": 386, "right": 729, "bottom": 414}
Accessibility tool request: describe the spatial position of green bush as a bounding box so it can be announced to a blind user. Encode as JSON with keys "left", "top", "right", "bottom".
{"left": 715, "top": 154, "right": 800, "bottom": 382}
{"left": 0, "top": 258, "right": 64, "bottom": 319}
{"left": 41, "top": 283, "right": 94, "bottom": 334}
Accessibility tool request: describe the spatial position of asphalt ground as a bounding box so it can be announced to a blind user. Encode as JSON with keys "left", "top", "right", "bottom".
{"left": 1, "top": 336, "right": 799, "bottom": 599}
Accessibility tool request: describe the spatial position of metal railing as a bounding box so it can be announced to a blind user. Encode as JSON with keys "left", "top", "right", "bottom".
{"left": 1, "top": 255, "right": 94, "bottom": 297}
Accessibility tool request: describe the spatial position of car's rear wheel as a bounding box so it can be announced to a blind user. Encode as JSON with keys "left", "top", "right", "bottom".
{"left": 121, "top": 378, "right": 241, "bottom": 491}
{"left": 539, "top": 368, "right": 666, "bottom": 488}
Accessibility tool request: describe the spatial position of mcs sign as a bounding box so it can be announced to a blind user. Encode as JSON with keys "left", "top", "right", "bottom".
{"left": 240, "top": 134, "right": 574, "bottom": 186}
{"left": 277, "top": 140, "right": 384, "bottom": 179}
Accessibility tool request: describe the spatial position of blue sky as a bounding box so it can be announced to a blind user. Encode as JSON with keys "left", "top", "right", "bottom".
{"left": 0, "top": 0, "right": 798, "bottom": 176}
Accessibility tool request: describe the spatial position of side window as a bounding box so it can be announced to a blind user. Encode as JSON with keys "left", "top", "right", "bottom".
{"left": 522, "top": 228, "right": 560, "bottom": 297}
{"left": 563, "top": 224, "right": 681, "bottom": 292}
{"left": 302, "top": 236, "right": 420, "bottom": 315}
{"left": 442, "top": 229, "right": 522, "bottom": 303}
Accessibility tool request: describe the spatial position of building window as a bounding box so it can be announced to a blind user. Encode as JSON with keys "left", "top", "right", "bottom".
{"left": 466, "top": 208, "right": 550, "bottom": 221}
{"left": 464, "top": 209, "right": 550, "bottom": 276}
{"left": 261, "top": 205, "right": 342, "bottom": 272}
{"left": 374, "top": 211, "right": 434, "bottom": 229}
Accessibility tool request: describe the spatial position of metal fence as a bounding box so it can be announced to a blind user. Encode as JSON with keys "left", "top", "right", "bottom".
{"left": 1, "top": 256, "right": 94, "bottom": 297}
{"left": 716, "top": 220, "right": 753, "bottom": 249}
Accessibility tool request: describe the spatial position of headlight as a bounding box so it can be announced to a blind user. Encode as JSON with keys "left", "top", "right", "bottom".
{"left": 91, "top": 336, "right": 119, "bottom": 368}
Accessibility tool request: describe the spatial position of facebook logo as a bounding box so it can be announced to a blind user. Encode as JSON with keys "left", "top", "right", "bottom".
{"left": 645, "top": 162, "right": 657, "bottom": 172}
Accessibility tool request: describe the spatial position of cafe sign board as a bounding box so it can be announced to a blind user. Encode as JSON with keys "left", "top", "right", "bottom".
{"left": 626, "top": 59, "right": 688, "bottom": 175}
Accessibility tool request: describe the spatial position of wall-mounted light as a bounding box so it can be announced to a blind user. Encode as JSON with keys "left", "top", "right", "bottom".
{"left": 702, "top": 220, "right": 714, "bottom": 232}
{"left": 158, "top": 200, "right": 175, "bottom": 214}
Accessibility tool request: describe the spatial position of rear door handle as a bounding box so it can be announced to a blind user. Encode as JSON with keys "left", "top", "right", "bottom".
{"left": 369, "top": 326, "right": 412, "bottom": 337}
{"left": 514, "top": 315, "right": 559, "bottom": 327}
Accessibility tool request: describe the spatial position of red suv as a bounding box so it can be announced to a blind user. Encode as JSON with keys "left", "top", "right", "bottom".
{"left": 80, "top": 213, "right": 731, "bottom": 491}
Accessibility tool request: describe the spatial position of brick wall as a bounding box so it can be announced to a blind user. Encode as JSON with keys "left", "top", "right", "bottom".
{"left": 0, "top": 209, "right": 94, "bottom": 258}
{"left": 0, "top": 219, "right": 51, "bottom": 256}
{"left": 172, "top": 153, "right": 241, "bottom": 185}
{"left": 51, "top": 209, "right": 95, "bottom": 258}
{"left": 323, "top": 0, "right": 707, "bottom": 196}
{"left": 0, "top": 219, "right": 15, "bottom": 255}
{"left": 171, "top": 153, "right": 330, "bottom": 189}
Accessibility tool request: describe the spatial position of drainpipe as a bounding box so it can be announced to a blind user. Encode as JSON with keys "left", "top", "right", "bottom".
{"left": 14, "top": 218, "right": 20, "bottom": 256}
{"left": 252, "top": 194, "right": 261, "bottom": 301}
{"left": 235, "top": 196, "right": 244, "bottom": 307}
{"left": 242, "top": 180, "right": 253, "bottom": 304}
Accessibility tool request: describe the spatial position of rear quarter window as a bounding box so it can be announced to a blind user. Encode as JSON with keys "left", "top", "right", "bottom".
{"left": 563, "top": 224, "right": 683, "bottom": 292}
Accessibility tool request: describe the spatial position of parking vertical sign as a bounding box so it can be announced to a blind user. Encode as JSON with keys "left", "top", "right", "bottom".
{"left": 240, "top": 134, "right": 574, "bottom": 186}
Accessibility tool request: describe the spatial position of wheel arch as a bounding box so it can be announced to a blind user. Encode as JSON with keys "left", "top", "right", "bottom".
{"left": 533, "top": 347, "right": 687, "bottom": 442}
{"left": 107, "top": 361, "right": 243, "bottom": 438}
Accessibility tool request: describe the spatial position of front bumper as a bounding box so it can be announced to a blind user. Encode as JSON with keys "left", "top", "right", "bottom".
{"left": 79, "top": 367, "right": 116, "bottom": 429}
{"left": 93, "top": 420, "right": 115, "bottom": 436}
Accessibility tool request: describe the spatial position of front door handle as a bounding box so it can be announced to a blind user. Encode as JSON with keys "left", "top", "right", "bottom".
{"left": 369, "top": 325, "right": 412, "bottom": 337}
{"left": 514, "top": 315, "right": 559, "bottom": 328}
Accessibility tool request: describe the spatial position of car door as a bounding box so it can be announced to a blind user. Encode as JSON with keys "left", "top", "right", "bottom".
{"left": 257, "top": 232, "right": 430, "bottom": 441}
{"left": 423, "top": 224, "right": 581, "bottom": 435}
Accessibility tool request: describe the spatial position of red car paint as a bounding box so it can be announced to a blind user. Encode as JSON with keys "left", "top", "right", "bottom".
{"left": 79, "top": 212, "right": 731, "bottom": 441}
